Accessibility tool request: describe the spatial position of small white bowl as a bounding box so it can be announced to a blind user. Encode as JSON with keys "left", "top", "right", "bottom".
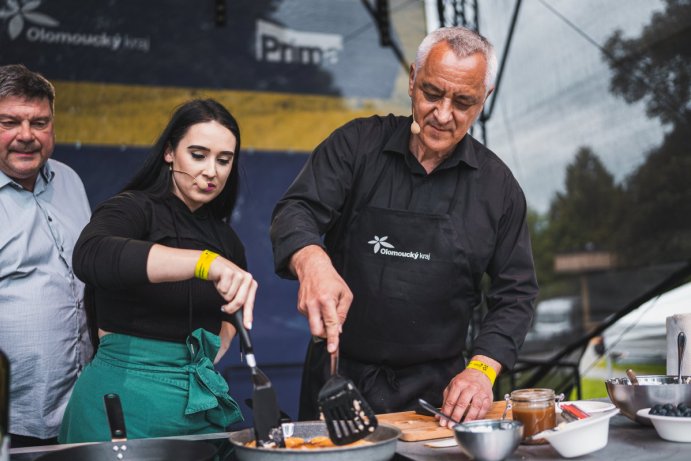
{"left": 637, "top": 408, "right": 691, "bottom": 442}
{"left": 536, "top": 409, "right": 619, "bottom": 458}
{"left": 565, "top": 400, "right": 616, "bottom": 414}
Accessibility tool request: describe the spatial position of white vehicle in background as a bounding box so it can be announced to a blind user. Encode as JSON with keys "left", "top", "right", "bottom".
{"left": 522, "top": 296, "right": 582, "bottom": 354}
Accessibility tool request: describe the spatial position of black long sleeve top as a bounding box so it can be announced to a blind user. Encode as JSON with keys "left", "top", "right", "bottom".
{"left": 73, "top": 190, "right": 246, "bottom": 343}
{"left": 270, "top": 114, "right": 538, "bottom": 370}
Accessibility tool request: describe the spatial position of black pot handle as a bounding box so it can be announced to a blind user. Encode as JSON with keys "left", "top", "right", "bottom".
{"left": 103, "top": 393, "right": 127, "bottom": 441}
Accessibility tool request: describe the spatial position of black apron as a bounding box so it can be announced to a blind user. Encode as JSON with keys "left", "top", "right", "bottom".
{"left": 299, "top": 164, "right": 480, "bottom": 419}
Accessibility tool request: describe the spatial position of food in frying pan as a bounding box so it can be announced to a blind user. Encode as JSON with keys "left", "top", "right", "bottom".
{"left": 245, "top": 435, "right": 371, "bottom": 450}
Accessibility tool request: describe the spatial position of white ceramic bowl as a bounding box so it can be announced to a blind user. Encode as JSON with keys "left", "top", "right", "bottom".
{"left": 636, "top": 408, "right": 691, "bottom": 442}
{"left": 564, "top": 400, "right": 616, "bottom": 414}
{"left": 536, "top": 410, "right": 619, "bottom": 458}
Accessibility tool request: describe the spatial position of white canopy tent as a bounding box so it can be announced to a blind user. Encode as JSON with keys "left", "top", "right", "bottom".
{"left": 603, "top": 281, "right": 691, "bottom": 363}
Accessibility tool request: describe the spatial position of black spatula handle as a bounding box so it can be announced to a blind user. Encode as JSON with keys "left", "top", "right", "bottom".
{"left": 230, "top": 310, "right": 254, "bottom": 355}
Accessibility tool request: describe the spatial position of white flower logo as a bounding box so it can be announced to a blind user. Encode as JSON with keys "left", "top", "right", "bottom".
{"left": 0, "top": 0, "right": 59, "bottom": 40}
{"left": 368, "top": 235, "right": 394, "bottom": 254}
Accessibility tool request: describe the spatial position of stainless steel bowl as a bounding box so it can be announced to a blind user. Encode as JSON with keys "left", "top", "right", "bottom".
{"left": 453, "top": 419, "right": 523, "bottom": 461}
{"left": 228, "top": 421, "right": 400, "bottom": 461}
{"left": 605, "top": 375, "right": 691, "bottom": 425}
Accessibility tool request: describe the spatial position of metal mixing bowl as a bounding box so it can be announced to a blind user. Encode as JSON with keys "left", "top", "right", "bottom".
{"left": 453, "top": 419, "right": 523, "bottom": 461}
{"left": 605, "top": 375, "right": 691, "bottom": 425}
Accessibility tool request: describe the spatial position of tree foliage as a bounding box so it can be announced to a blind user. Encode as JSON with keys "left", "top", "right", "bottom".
{"left": 527, "top": 207, "right": 554, "bottom": 286}
{"left": 616, "top": 127, "right": 691, "bottom": 265}
{"left": 533, "top": 0, "right": 690, "bottom": 275}
{"left": 546, "top": 147, "right": 623, "bottom": 255}
{"left": 601, "top": 0, "right": 691, "bottom": 266}
{"left": 603, "top": 0, "right": 691, "bottom": 127}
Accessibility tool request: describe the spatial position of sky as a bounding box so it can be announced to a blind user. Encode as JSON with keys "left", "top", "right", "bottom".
{"left": 477, "top": 0, "right": 668, "bottom": 213}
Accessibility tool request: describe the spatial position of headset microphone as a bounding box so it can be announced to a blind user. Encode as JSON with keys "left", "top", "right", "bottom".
{"left": 171, "top": 169, "right": 209, "bottom": 190}
{"left": 410, "top": 105, "right": 421, "bottom": 135}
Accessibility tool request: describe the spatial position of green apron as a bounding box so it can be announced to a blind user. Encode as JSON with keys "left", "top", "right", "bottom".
{"left": 59, "top": 328, "right": 242, "bottom": 443}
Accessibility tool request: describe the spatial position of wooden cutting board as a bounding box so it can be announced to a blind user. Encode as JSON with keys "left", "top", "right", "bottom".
{"left": 377, "top": 400, "right": 511, "bottom": 442}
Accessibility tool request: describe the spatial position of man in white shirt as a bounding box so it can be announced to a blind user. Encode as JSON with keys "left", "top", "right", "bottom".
{"left": 0, "top": 64, "right": 92, "bottom": 447}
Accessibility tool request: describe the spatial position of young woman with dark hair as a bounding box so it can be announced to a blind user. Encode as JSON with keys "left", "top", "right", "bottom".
{"left": 59, "top": 98, "right": 256, "bottom": 442}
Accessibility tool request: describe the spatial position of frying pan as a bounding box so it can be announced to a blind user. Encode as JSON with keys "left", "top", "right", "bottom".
{"left": 36, "top": 394, "right": 218, "bottom": 461}
{"left": 228, "top": 421, "right": 401, "bottom": 461}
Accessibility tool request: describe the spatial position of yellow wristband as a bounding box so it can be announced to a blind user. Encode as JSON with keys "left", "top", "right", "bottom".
{"left": 194, "top": 250, "right": 219, "bottom": 280}
{"left": 466, "top": 360, "right": 497, "bottom": 386}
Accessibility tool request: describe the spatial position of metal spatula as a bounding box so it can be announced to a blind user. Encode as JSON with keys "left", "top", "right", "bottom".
{"left": 317, "top": 348, "right": 378, "bottom": 445}
{"left": 230, "top": 311, "right": 285, "bottom": 448}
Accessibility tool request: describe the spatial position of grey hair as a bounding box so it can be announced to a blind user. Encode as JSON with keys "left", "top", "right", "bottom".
{"left": 414, "top": 26, "right": 498, "bottom": 93}
{"left": 0, "top": 64, "right": 55, "bottom": 113}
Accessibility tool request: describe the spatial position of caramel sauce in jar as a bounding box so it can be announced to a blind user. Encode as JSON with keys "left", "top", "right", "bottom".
{"left": 510, "top": 388, "right": 557, "bottom": 445}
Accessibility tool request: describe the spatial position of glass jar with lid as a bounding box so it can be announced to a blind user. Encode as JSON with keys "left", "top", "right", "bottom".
{"left": 508, "top": 388, "right": 563, "bottom": 444}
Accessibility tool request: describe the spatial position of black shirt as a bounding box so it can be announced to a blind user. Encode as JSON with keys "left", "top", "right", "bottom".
{"left": 270, "top": 114, "right": 538, "bottom": 369}
{"left": 73, "top": 190, "right": 246, "bottom": 343}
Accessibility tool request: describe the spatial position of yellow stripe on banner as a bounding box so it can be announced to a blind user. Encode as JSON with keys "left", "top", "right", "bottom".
{"left": 53, "top": 81, "right": 409, "bottom": 152}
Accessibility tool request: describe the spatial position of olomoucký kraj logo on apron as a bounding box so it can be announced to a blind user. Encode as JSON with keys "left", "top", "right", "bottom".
{"left": 367, "top": 235, "right": 431, "bottom": 261}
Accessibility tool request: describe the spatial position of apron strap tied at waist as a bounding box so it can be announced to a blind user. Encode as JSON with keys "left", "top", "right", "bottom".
{"left": 184, "top": 328, "right": 241, "bottom": 427}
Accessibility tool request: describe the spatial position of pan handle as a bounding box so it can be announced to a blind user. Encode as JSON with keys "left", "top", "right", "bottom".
{"left": 103, "top": 393, "right": 127, "bottom": 442}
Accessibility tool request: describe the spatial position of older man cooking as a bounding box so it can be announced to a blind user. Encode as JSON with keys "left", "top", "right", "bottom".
{"left": 270, "top": 26, "right": 538, "bottom": 426}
